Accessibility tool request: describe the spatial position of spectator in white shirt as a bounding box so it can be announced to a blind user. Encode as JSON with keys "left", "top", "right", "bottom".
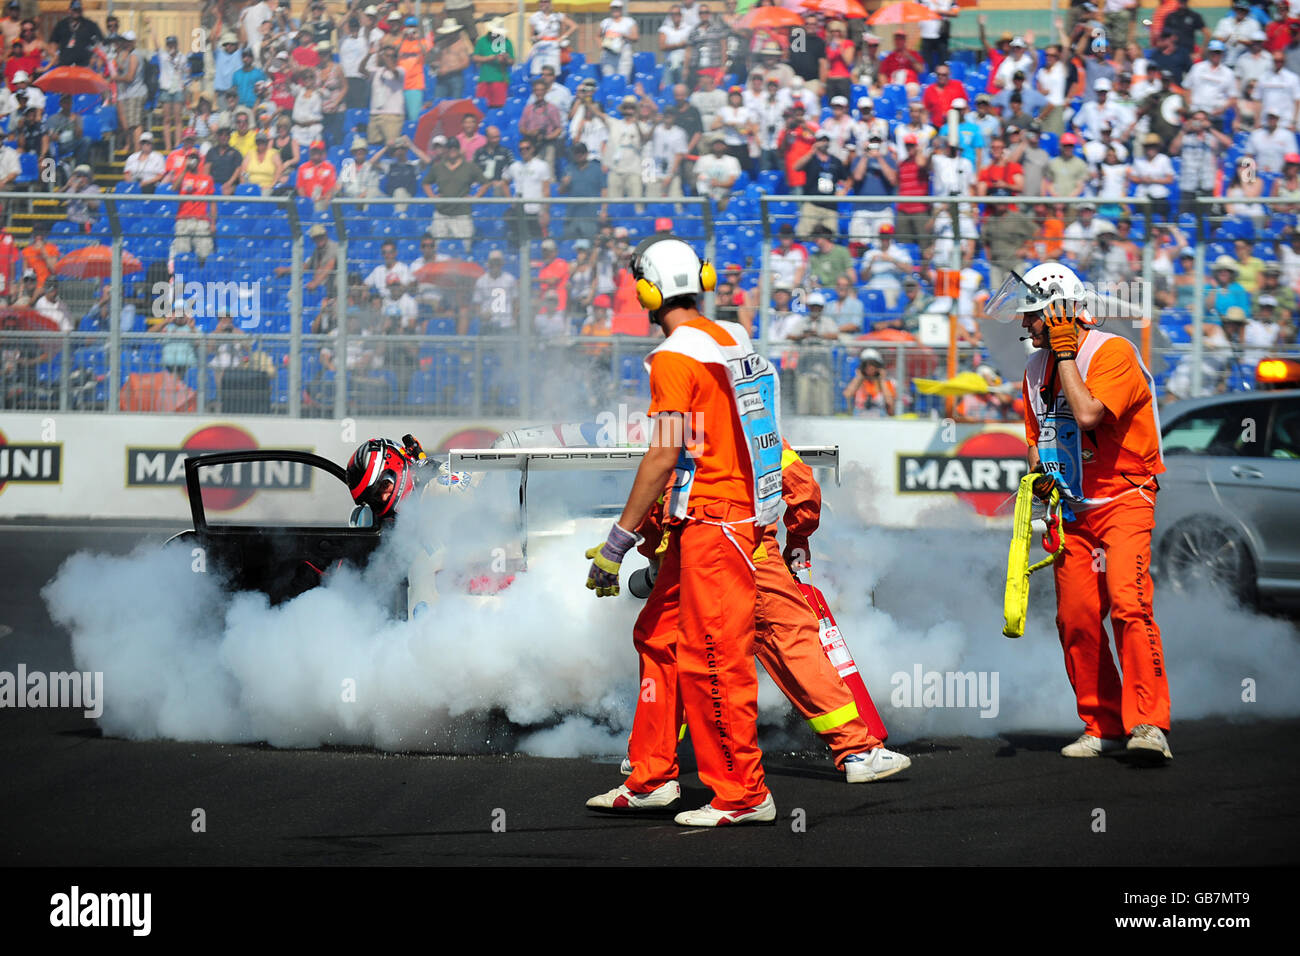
{"left": 1035, "top": 44, "right": 1069, "bottom": 135}
{"left": 1255, "top": 50, "right": 1300, "bottom": 130}
{"left": 1235, "top": 33, "right": 1273, "bottom": 87}
{"left": 1184, "top": 41, "right": 1239, "bottom": 119}
{"left": 646, "top": 111, "right": 688, "bottom": 198}
{"left": 123, "top": 132, "right": 166, "bottom": 192}
{"left": 694, "top": 133, "right": 741, "bottom": 206}
{"left": 1062, "top": 203, "right": 1113, "bottom": 261}
{"left": 1212, "top": 1, "right": 1260, "bottom": 67}
{"left": 994, "top": 37, "right": 1036, "bottom": 90}
{"left": 1128, "top": 133, "right": 1175, "bottom": 219}
{"left": 769, "top": 223, "right": 808, "bottom": 289}
{"left": 819, "top": 96, "right": 857, "bottom": 162}
{"left": 364, "top": 240, "right": 414, "bottom": 295}
{"left": 1073, "top": 79, "right": 1137, "bottom": 142}
{"left": 858, "top": 223, "right": 913, "bottom": 308}
{"left": 504, "top": 137, "right": 554, "bottom": 236}
{"left": 659, "top": 7, "right": 692, "bottom": 89}
{"left": 1247, "top": 111, "right": 1300, "bottom": 174}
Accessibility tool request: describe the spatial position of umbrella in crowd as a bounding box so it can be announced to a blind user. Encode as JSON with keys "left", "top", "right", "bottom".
{"left": 862, "top": 327, "right": 938, "bottom": 379}
{"left": 415, "top": 99, "right": 484, "bottom": 152}
{"left": 866, "top": 1, "right": 941, "bottom": 25}
{"left": 416, "top": 260, "right": 485, "bottom": 284}
{"left": 0, "top": 306, "right": 60, "bottom": 333}
{"left": 803, "top": 0, "right": 870, "bottom": 19}
{"left": 119, "top": 372, "right": 196, "bottom": 413}
{"left": 740, "top": 6, "right": 805, "bottom": 29}
{"left": 56, "top": 246, "right": 144, "bottom": 280}
{"left": 33, "top": 66, "right": 109, "bottom": 95}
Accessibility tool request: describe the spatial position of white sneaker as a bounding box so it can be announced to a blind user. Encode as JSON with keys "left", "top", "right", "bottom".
{"left": 619, "top": 757, "right": 632, "bottom": 776}
{"left": 674, "top": 793, "right": 776, "bottom": 827}
{"left": 586, "top": 780, "right": 681, "bottom": 811}
{"left": 844, "top": 747, "right": 912, "bottom": 783}
{"left": 1060, "top": 733, "right": 1126, "bottom": 758}
{"left": 1127, "top": 725, "right": 1173, "bottom": 761}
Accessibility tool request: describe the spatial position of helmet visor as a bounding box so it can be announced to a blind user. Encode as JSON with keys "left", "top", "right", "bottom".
{"left": 986, "top": 269, "right": 1032, "bottom": 322}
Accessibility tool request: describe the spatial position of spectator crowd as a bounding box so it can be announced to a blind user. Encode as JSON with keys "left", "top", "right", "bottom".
{"left": 4, "top": 0, "right": 1300, "bottom": 414}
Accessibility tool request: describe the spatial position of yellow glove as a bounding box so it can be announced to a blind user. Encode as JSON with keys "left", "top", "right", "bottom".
{"left": 585, "top": 523, "right": 638, "bottom": 598}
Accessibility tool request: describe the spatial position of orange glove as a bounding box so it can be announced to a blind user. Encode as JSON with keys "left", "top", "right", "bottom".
{"left": 1043, "top": 299, "right": 1078, "bottom": 360}
{"left": 1031, "top": 473, "right": 1057, "bottom": 502}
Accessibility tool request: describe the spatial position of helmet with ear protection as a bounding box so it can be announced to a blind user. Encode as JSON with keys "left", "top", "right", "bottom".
{"left": 630, "top": 237, "right": 715, "bottom": 311}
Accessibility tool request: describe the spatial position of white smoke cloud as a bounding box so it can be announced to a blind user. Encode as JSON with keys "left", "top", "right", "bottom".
{"left": 40, "top": 468, "right": 1300, "bottom": 759}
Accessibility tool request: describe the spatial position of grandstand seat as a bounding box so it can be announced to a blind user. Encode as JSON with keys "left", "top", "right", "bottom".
{"left": 344, "top": 108, "right": 369, "bottom": 134}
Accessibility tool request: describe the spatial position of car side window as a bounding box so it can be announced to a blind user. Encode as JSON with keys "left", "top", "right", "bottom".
{"left": 1163, "top": 402, "right": 1272, "bottom": 458}
{"left": 1266, "top": 399, "right": 1300, "bottom": 460}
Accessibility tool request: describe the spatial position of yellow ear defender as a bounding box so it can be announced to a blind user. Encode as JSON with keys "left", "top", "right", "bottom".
{"left": 633, "top": 256, "right": 717, "bottom": 311}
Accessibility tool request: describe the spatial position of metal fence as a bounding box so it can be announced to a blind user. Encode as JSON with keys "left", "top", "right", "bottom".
{"left": 3, "top": 191, "right": 1299, "bottom": 420}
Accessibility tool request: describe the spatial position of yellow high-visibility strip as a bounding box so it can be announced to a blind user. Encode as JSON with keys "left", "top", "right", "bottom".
{"left": 780, "top": 448, "right": 802, "bottom": 470}
{"left": 1002, "top": 473, "right": 1066, "bottom": 639}
{"left": 678, "top": 722, "right": 687, "bottom": 741}
{"left": 808, "top": 701, "right": 860, "bottom": 734}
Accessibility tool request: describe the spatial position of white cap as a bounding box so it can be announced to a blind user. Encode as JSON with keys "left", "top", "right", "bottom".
{"left": 122, "top": 29, "right": 136, "bottom": 41}
{"left": 830, "top": 95, "right": 848, "bottom": 107}
{"left": 1095, "top": 77, "right": 1113, "bottom": 92}
{"left": 807, "top": 292, "right": 827, "bottom": 307}
{"left": 951, "top": 97, "right": 967, "bottom": 109}
{"left": 11, "top": 70, "right": 27, "bottom": 82}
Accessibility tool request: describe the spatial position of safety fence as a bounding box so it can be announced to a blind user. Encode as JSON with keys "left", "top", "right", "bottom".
{"left": 3, "top": 191, "right": 1298, "bottom": 420}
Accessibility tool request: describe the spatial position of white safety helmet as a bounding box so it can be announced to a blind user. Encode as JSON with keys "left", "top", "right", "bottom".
{"left": 859, "top": 347, "right": 885, "bottom": 366}
{"left": 631, "top": 237, "right": 716, "bottom": 312}
{"left": 988, "top": 260, "right": 1092, "bottom": 324}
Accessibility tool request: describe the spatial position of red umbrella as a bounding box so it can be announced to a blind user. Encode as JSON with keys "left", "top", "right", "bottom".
{"left": 415, "top": 99, "right": 485, "bottom": 152}
{"left": 0, "top": 307, "right": 60, "bottom": 333}
{"left": 802, "top": 0, "right": 869, "bottom": 19}
{"left": 33, "top": 66, "right": 110, "bottom": 96}
{"left": 120, "top": 372, "right": 196, "bottom": 413}
{"left": 740, "top": 6, "right": 804, "bottom": 29}
{"left": 867, "top": 1, "right": 941, "bottom": 25}
{"left": 415, "top": 260, "right": 485, "bottom": 284}
{"left": 56, "top": 246, "right": 144, "bottom": 280}
{"left": 862, "top": 327, "right": 938, "bottom": 379}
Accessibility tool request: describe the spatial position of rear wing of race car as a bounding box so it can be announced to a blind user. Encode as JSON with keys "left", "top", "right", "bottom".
{"left": 443, "top": 445, "right": 840, "bottom": 564}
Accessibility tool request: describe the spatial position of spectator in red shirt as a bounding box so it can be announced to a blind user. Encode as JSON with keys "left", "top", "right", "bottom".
{"left": 922, "top": 63, "right": 969, "bottom": 127}
{"left": 296, "top": 139, "right": 339, "bottom": 210}
{"left": 5, "top": 41, "right": 39, "bottom": 86}
{"left": 978, "top": 17, "right": 1015, "bottom": 93}
{"left": 977, "top": 135, "right": 1024, "bottom": 201}
{"left": 0, "top": 226, "right": 21, "bottom": 300}
{"left": 170, "top": 152, "right": 215, "bottom": 265}
{"left": 893, "top": 135, "right": 932, "bottom": 245}
{"left": 880, "top": 30, "right": 923, "bottom": 82}
{"left": 778, "top": 104, "right": 820, "bottom": 189}
{"left": 162, "top": 127, "right": 204, "bottom": 186}
{"left": 1267, "top": 13, "right": 1299, "bottom": 54}
{"left": 290, "top": 30, "right": 321, "bottom": 70}
{"left": 824, "top": 19, "right": 855, "bottom": 104}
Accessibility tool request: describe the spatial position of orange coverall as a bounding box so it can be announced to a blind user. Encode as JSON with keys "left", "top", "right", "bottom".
{"left": 636, "top": 443, "right": 881, "bottom": 769}
{"left": 625, "top": 317, "right": 767, "bottom": 812}
{"left": 1023, "top": 336, "right": 1172, "bottom": 738}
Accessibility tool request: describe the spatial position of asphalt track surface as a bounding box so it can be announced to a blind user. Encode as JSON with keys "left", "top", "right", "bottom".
{"left": 2, "top": 523, "right": 1299, "bottom": 869}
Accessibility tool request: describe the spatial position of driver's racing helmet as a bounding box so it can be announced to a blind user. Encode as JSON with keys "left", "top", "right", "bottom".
{"left": 987, "top": 261, "right": 1093, "bottom": 324}
{"left": 346, "top": 438, "right": 416, "bottom": 520}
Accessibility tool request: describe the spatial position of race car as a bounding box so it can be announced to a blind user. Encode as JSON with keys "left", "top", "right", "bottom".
{"left": 171, "top": 426, "right": 839, "bottom": 616}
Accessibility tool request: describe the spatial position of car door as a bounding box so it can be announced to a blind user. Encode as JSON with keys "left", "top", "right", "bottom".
{"left": 184, "top": 450, "right": 384, "bottom": 605}
{"left": 1248, "top": 396, "right": 1300, "bottom": 594}
{"left": 1157, "top": 397, "right": 1275, "bottom": 591}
